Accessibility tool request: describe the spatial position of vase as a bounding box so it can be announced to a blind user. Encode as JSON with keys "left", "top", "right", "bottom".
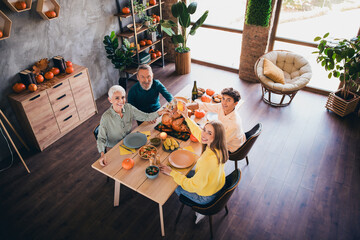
{"left": 175, "top": 51, "right": 191, "bottom": 75}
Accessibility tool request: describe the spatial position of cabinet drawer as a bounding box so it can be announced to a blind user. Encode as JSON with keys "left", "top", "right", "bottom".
{"left": 22, "top": 92, "right": 60, "bottom": 144}
{"left": 47, "top": 80, "right": 71, "bottom": 102}
{"left": 56, "top": 107, "right": 80, "bottom": 133}
{"left": 69, "top": 70, "right": 96, "bottom": 120}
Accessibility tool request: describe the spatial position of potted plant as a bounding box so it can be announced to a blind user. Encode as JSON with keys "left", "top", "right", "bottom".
{"left": 160, "top": 1, "right": 208, "bottom": 75}
{"left": 314, "top": 33, "right": 360, "bottom": 117}
{"left": 103, "top": 31, "right": 135, "bottom": 89}
{"left": 146, "top": 22, "right": 158, "bottom": 42}
{"left": 239, "top": 0, "right": 274, "bottom": 82}
{"left": 133, "top": 0, "right": 146, "bottom": 19}
{"left": 143, "top": 15, "right": 152, "bottom": 27}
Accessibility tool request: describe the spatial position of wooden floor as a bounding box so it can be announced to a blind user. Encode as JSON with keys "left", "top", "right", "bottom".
{"left": 0, "top": 63, "right": 359, "bottom": 240}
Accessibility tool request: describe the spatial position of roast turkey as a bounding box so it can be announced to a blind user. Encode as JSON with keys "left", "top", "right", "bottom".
{"left": 161, "top": 109, "right": 190, "bottom": 133}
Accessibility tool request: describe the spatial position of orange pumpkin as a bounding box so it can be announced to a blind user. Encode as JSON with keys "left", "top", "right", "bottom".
{"left": 122, "top": 158, "right": 134, "bottom": 170}
{"left": 45, "top": 11, "right": 56, "bottom": 18}
{"left": 201, "top": 95, "right": 211, "bottom": 103}
{"left": 65, "top": 67, "right": 74, "bottom": 74}
{"left": 36, "top": 74, "right": 44, "bottom": 83}
{"left": 190, "top": 134, "right": 198, "bottom": 142}
{"left": 194, "top": 109, "right": 205, "bottom": 119}
{"left": 12, "top": 83, "right": 26, "bottom": 93}
{"left": 28, "top": 84, "right": 38, "bottom": 92}
{"left": 50, "top": 67, "right": 60, "bottom": 75}
{"left": 44, "top": 71, "right": 54, "bottom": 80}
{"left": 206, "top": 89, "right": 215, "bottom": 96}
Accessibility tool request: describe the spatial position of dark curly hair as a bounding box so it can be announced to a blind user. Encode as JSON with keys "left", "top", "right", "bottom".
{"left": 221, "top": 88, "right": 241, "bottom": 102}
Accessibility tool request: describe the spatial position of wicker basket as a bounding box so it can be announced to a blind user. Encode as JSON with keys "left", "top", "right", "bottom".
{"left": 325, "top": 90, "right": 360, "bottom": 117}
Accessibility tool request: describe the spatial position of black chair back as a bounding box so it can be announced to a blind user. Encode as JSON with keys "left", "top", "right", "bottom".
{"left": 93, "top": 124, "right": 99, "bottom": 140}
{"left": 179, "top": 169, "right": 241, "bottom": 216}
{"left": 229, "top": 123, "right": 262, "bottom": 165}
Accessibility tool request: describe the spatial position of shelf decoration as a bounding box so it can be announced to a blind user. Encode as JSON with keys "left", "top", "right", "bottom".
{"left": 0, "top": 10, "right": 12, "bottom": 40}
{"left": 36, "top": 0, "right": 60, "bottom": 20}
{"left": 2, "top": 0, "right": 32, "bottom": 12}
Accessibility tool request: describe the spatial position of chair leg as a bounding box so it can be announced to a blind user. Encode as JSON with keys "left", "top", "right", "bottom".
{"left": 280, "top": 94, "right": 286, "bottom": 105}
{"left": 234, "top": 161, "right": 238, "bottom": 170}
{"left": 225, "top": 204, "right": 229, "bottom": 215}
{"left": 246, "top": 156, "right": 249, "bottom": 165}
{"left": 175, "top": 204, "right": 185, "bottom": 225}
{"left": 209, "top": 215, "right": 213, "bottom": 239}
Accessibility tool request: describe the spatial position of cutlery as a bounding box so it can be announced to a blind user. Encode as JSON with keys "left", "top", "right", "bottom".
{"left": 120, "top": 145, "right": 134, "bottom": 152}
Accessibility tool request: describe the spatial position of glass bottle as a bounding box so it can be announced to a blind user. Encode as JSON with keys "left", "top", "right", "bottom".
{"left": 191, "top": 80, "right": 198, "bottom": 101}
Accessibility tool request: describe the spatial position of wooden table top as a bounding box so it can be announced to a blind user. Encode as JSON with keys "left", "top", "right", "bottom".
{"left": 91, "top": 85, "right": 205, "bottom": 205}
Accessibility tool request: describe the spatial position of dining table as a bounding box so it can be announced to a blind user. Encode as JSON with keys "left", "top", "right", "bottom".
{"left": 91, "top": 84, "right": 209, "bottom": 237}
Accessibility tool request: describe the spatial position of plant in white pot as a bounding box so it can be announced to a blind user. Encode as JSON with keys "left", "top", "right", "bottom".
{"left": 160, "top": 1, "right": 208, "bottom": 75}
{"left": 314, "top": 33, "right": 360, "bottom": 117}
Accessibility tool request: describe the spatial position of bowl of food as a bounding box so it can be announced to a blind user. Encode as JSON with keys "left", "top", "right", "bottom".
{"left": 150, "top": 137, "right": 161, "bottom": 146}
{"left": 127, "top": 23, "right": 143, "bottom": 31}
{"left": 138, "top": 145, "right": 157, "bottom": 159}
{"left": 197, "top": 87, "right": 205, "bottom": 97}
{"left": 145, "top": 165, "right": 159, "bottom": 179}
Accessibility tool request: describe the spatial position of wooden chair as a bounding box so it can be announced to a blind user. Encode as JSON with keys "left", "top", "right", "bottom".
{"left": 175, "top": 169, "right": 241, "bottom": 239}
{"left": 229, "top": 123, "right": 262, "bottom": 169}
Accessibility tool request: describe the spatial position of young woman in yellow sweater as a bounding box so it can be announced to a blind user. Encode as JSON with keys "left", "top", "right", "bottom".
{"left": 160, "top": 105, "right": 228, "bottom": 224}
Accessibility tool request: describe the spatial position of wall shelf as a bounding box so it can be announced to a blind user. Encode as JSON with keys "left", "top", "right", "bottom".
{"left": 36, "top": 0, "right": 60, "bottom": 20}
{"left": 2, "top": 0, "right": 32, "bottom": 12}
{"left": 0, "top": 10, "right": 12, "bottom": 40}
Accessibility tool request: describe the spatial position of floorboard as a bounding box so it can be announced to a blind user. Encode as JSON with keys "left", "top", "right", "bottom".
{"left": 0, "top": 62, "right": 359, "bottom": 240}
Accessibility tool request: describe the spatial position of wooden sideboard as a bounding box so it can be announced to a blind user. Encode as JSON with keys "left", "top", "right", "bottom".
{"left": 8, "top": 64, "right": 98, "bottom": 151}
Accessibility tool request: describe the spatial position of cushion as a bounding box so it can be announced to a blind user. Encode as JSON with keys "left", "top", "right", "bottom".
{"left": 263, "top": 58, "right": 285, "bottom": 84}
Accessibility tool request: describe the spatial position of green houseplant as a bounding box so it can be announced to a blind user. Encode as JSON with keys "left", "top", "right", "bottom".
{"left": 160, "top": 1, "right": 208, "bottom": 74}
{"left": 314, "top": 33, "right": 360, "bottom": 116}
{"left": 103, "top": 31, "right": 135, "bottom": 71}
{"left": 239, "top": 0, "right": 273, "bottom": 82}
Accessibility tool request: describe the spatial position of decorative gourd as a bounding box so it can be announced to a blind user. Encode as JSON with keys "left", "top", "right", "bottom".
{"left": 201, "top": 95, "right": 211, "bottom": 103}
{"left": 206, "top": 89, "right": 215, "bottom": 96}
{"left": 13, "top": 83, "right": 26, "bottom": 93}
{"left": 194, "top": 109, "right": 205, "bottom": 119}
{"left": 50, "top": 67, "right": 60, "bottom": 75}
{"left": 122, "top": 158, "right": 134, "bottom": 170}
{"left": 28, "top": 84, "right": 38, "bottom": 92}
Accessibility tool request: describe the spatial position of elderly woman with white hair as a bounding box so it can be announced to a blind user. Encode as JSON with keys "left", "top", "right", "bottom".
{"left": 97, "top": 85, "right": 168, "bottom": 166}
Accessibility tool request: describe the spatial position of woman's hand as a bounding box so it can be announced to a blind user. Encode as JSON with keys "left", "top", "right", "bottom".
{"left": 157, "top": 108, "right": 170, "bottom": 116}
{"left": 99, "top": 152, "right": 108, "bottom": 166}
{"left": 159, "top": 163, "right": 172, "bottom": 176}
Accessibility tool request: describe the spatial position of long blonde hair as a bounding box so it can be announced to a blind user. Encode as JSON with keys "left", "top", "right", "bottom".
{"left": 201, "top": 120, "right": 228, "bottom": 164}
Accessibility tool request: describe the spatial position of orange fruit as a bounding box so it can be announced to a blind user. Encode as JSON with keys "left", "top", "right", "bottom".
{"left": 139, "top": 40, "right": 146, "bottom": 47}
{"left": 28, "top": 84, "right": 38, "bottom": 92}
{"left": 149, "top": 0, "right": 156, "bottom": 6}
{"left": 156, "top": 50, "right": 162, "bottom": 57}
{"left": 0, "top": 30, "right": 3, "bottom": 38}
{"left": 122, "top": 7, "right": 130, "bottom": 14}
{"left": 50, "top": 67, "right": 60, "bottom": 75}
{"left": 146, "top": 40, "right": 153, "bottom": 45}
{"left": 36, "top": 75, "right": 44, "bottom": 83}
{"left": 151, "top": 53, "right": 157, "bottom": 59}
{"left": 65, "top": 67, "right": 74, "bottom": 74}
{"left": 44, "top": 71, "right": 54, "bottom": 80}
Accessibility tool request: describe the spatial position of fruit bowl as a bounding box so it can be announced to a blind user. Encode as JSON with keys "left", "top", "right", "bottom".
{"left": 145, "top": 165, "right": 159, "bottom": 179}
{"left": 127, "top": 23, "right": 143, "bottom": 31}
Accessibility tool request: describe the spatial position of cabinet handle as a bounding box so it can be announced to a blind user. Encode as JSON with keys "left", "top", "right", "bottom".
{"left": 56, "top": 94, "right": 66, "bottom": 100}
{"left": 60, "top": 105, "right": 69, "bottom": 111}
{"left": 63, "top": 115, "right": 72, "bottom": 121}
{"left": 74, "top": 72, "right": 83, "bottom": 78}
{"left": 53, "top": 83, "right": 63, "bottom": 88}
{"left": 29, "top": 94, "right": 40, "bottom": 101}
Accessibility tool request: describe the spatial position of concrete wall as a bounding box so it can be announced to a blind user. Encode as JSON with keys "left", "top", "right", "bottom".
{"left": 0, "top": 0, "right": 121, "bottom": 162}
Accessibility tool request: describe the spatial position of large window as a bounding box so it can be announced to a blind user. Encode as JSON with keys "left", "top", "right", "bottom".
{"left": 187, "top": 0, "right": 360, "bottom": 92}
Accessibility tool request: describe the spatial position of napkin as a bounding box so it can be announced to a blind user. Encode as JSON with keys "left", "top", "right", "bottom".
{"left": 140, "top": 131, "right": 151, "bottom": 139}
{"left": 119, "top": 145, "right": 136, "bottom": 155}
{"left": 183, "top": 145, "right": 195, "bottom": 153}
